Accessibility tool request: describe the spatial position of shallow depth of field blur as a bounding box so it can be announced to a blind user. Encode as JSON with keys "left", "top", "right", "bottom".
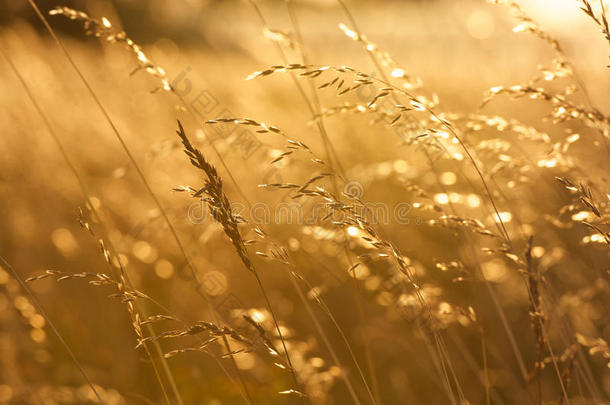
{"left": 1, "top": 0, "right": 609, "bottom": 404}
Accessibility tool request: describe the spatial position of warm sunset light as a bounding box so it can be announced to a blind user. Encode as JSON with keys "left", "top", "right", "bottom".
{"left": 1, "top": 0, "right": 608, "bottom": 403}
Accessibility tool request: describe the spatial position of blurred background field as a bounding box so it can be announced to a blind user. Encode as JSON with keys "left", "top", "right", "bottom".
{"left": 0, "top": 0, "right": 609, "bottom": 404}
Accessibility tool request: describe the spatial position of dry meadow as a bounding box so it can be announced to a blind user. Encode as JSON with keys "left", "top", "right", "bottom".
{"left": 0, "top": 0, "right": 609, "bottom": 404}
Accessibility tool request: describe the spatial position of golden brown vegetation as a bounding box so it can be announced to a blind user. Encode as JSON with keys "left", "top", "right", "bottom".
{"left": 0, "top": 0, "right": 609, "bottom": 404}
